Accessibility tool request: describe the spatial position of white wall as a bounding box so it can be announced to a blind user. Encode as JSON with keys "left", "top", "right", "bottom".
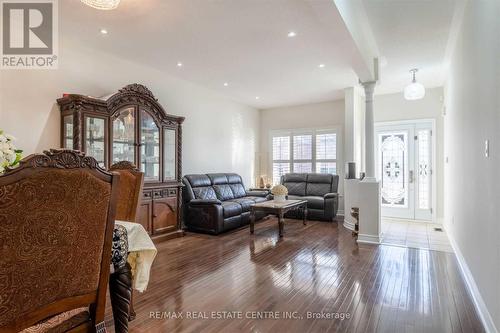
{"left": 0, "top": 40, "right": 259, "bottom": 186}
{"left": 259, "top": 100, "right": 345, "bottom": 211}
{"left": 444, "top": 1, "right": 500, "bottom": 331}
{"left": 374, "top": 87, "right": 445, "bottom": 220}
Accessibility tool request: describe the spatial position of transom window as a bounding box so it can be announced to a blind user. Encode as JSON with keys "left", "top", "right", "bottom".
{"left": 271, "top": 129, "right": 338, "bottom": 184}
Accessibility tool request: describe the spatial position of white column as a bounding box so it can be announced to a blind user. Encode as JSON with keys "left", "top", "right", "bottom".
{"left": 361, "top": 81, "right": 376, "bottom": 181}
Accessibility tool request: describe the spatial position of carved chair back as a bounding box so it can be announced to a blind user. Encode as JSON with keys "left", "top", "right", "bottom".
{"left": 109, "top": 161, "right": 144, "bottom": 223}
{"left": 0, "top": 149, "right": 120, "bottom": 332}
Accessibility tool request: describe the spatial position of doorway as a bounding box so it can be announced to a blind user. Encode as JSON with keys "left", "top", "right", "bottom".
{"left": 375, "top": 120, "right": 434, "bottom": 221}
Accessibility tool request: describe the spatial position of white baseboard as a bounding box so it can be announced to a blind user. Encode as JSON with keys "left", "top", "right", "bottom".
{"left": 357, "top": 233, "right": 380, "bottom": 245}
{"left": 448, "top": 232, "right": 498, "bottom": 333}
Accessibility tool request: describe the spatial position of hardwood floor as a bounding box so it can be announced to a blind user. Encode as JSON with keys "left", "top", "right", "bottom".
{"left": 105, "top": 217, "right": 484, "bottom": 333}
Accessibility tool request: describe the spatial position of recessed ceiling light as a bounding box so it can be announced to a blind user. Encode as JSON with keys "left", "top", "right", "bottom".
{"left": 318, "top": 64, "right": 325, "bottom": 68}
{"left": 99, "top": 28, "right": 108, "bottom": 35}
{"left": 177, "top": 62, "right": 183, "bottom": 67}
{"left": 255, "top": 96, "right": 260, "bottom": 100}
{"left": 287, "top": 31, "right": 296, "bottom": 38}
{"left": 223, "top": 82, "right": 229, "bottom": 87}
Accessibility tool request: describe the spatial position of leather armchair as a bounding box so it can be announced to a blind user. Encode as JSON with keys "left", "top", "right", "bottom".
{"left": 182, "top": 173, "right": 270, "bottom": 234}
{"left": 281, "top": 173, "right": 339, "bottom": 221}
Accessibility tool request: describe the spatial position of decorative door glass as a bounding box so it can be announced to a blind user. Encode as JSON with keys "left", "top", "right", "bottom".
{"left": 379, "top": 132, "right": 408, "bottom": 207}
{"left": 417, "top": 129, "right": 431, "bottom": 209}
{"left": 140, "top": 110, "right": 160, "bottom": 181}
{"left": 164, "top": 128, "right": 176, "bottom": 181}
{"left": 63, "top": 115, "right": 73, "bottom": 149}
{"left": 112, "top": 107, "right": 136, "bottom": 164}
{"left": 85, "top": 116, "right": 106, "bottom": 167}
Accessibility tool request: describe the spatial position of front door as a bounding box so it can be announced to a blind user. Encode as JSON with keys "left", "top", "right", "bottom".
{"left": 375, "top": 121, "right": 433, "bottom": 221}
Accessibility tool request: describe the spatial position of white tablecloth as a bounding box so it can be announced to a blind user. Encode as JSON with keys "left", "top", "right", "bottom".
{"left": 115, "top": 220, "right": 157, "bottom": 292}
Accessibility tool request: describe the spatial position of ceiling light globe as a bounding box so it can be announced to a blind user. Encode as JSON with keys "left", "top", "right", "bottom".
{"left": 404, "top": 82, "right": 425, "bottom": 100}
{"left": 81, "top": 0, "right": 120, "bottom": 10}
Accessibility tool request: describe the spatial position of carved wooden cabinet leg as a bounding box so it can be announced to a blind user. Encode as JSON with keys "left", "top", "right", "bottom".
{"left": 109, "top": 263, "right": 133, "bottom": 333}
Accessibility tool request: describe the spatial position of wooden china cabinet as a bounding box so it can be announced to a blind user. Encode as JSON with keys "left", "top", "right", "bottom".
{"left": 57, "top": 84, "right": 185, "bottom": 242}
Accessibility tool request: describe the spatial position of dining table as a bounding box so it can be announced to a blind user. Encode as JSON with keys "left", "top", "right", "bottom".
{"left": 109, "top": 221, "right": 157, "bottom": 333}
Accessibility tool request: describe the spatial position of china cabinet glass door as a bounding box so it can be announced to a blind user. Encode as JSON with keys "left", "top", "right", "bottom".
{"left": 85, "top": 116, "right": 106, "bottom": 167}
{"left": 62, "top": 115, "right": 73, "bottom": 149}
{"left": 112, "top": 107, "right": 136, "bottom": 164}
{"left": 164, "top": 128, "right": 177, "bottom": 181}
{"left": 140, "top": 109, "right": 160, "bottom": 182}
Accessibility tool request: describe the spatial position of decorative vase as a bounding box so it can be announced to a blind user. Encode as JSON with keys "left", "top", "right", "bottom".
{"left": 274, "top": 194, "right": 286, "bottom": 202}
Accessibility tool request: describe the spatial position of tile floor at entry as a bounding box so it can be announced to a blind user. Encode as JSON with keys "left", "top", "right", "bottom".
{"left": 381, "top": 219, "right": 453, "bottom": 253}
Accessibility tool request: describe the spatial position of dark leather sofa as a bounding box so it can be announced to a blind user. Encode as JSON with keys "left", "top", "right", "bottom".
{"left": 280, "top": 173, "right": 339, "bottom": 221}
{"left": 182, "top": 173, "right": 270, "bottom": 234}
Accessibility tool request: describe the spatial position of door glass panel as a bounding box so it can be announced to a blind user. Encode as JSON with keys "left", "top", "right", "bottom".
{"left": 379, "top": 132, "right": 408, "bottom": 207}
{"left": 112, "top": 108, "right": 135, "bottom": 164}
{"left": 140, "top": 110, "right": 160, "bottom": 181}
{"left": 63, "top": 115, "right": 73, "bottom": 149}
{"left": 85, "top": 116, "right": 106, "bottom": 167}
{"left": 418, "top": 130, "right": 431, "bottom": 209}
{"left": 164, "top": 128, "right": 176, "bottom": 181}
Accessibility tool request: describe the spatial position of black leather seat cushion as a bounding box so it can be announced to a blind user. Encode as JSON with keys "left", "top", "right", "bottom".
{"left": 227, "top": 198, "right": 254, "bottom": 212}
{"left": 288, "top": 195, "right": 324, "bottom": 209}
{"left": 230, "top": 183, "right": 246, "bottom": 198}
{"left": 221, "top": 201, "right": 242, "bottom": 218}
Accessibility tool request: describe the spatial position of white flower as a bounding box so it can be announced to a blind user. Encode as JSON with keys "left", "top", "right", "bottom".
{"left": 4, "top": 134, "right": 15, "bottom": 141}
{"left": 0, "top": 135, "right": 6, "bottom": 143}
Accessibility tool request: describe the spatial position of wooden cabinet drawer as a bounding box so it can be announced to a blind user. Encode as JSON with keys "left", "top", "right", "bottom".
{"left": 167, "top": 188, "right": 177, "bottom": 197}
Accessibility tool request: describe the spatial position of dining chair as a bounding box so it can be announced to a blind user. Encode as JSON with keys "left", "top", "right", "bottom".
{"left": 0, "top": 149, "right": 120, "bottom": 333}
{"left": 109, "top": 161, "right": 144, "bottom": 223}
{"left": 108, "top": 161, "right": 144, "bottom": 322}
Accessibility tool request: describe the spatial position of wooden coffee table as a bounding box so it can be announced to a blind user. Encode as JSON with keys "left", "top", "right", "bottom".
{"left": 250, "top": 199, "right": 308, "bottom": 237}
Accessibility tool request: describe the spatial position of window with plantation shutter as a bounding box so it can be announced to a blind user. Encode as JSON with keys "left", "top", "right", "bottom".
{"left": 271, "top": 129, "right": 339, "bottom": 185}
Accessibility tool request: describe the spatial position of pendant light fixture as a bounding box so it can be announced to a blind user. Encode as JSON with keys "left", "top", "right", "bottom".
{"left": 81, "top": 0, "right": 120, "bottom": 10}
{"left": 404, "top": 68, "right": 425, "bottom": 100}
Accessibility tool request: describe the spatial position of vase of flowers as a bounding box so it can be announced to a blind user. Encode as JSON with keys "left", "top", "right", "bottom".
{"left": 0, "top": 130, "right": 22, "bottom": 174}
{"left": 271, "top": 184, "right": 288, "bottom": 202}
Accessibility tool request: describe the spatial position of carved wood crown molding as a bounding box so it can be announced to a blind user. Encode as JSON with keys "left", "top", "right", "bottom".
{"left": 118, "top": 84, "right": 157, "bottom": 101}
{"left": 4, "top": 149, "right": 102, "bottom": 174}
{"left": 109, "top": 160, "right": 139, "bottom": 171}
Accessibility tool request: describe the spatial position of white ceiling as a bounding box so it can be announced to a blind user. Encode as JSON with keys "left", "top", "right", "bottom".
{"left": 61, "top": 0, "right": 457, "bottom": 109}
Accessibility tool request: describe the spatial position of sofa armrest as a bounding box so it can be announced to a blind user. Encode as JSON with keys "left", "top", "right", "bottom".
{"left": 189, "top": 199, "right": 222, "bottom": 205}
{"left": 323, "top": 193, "right": 339, "bottom": 221}
{"left": 246, "top": 190, "right": 269, "bottom": 197}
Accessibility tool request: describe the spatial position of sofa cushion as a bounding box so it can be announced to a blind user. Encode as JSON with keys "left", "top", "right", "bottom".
{"left": 226, "top": 173, "right": 243, "bottom": 184}
{"left": 207, "top": 173, "right": 229, "bottom": 185}
{"left": 229, "top": 183, "right": 246, "bottom": 198}
{"left": 245, "top": 196, "right": 267, "bottom": 203}
{"left": 282, "top": 173, "right": 308, "bottom": 182}
{"left": 227, "top": 198, "right": 254, "bottom": 212}
{"left": 185, "top": 174, "right": 212, "bottom": 187}
{"left": 306, "top": 174, "right": 333, "bottom": 196}
{"left": 283, "top": 182, "right": 306, "bottom": 196}
{"left": 213, "top": 184, "right": 235, "bottom": 200}
{"left": 288, "top": 195, "right": 324, "bottom": 209}
{"left": 221, "top": 201, "right": 242, "bottom": 218}
{"left": 193, "top": 186, "right": 217, "bottom": 200}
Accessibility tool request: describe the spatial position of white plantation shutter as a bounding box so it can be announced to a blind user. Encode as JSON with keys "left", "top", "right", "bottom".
{"left": 316, "top": 133, "right": 337, "bottom": 174}
{"left": 271, "top": 129, "right": 338, "bottom": 185}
